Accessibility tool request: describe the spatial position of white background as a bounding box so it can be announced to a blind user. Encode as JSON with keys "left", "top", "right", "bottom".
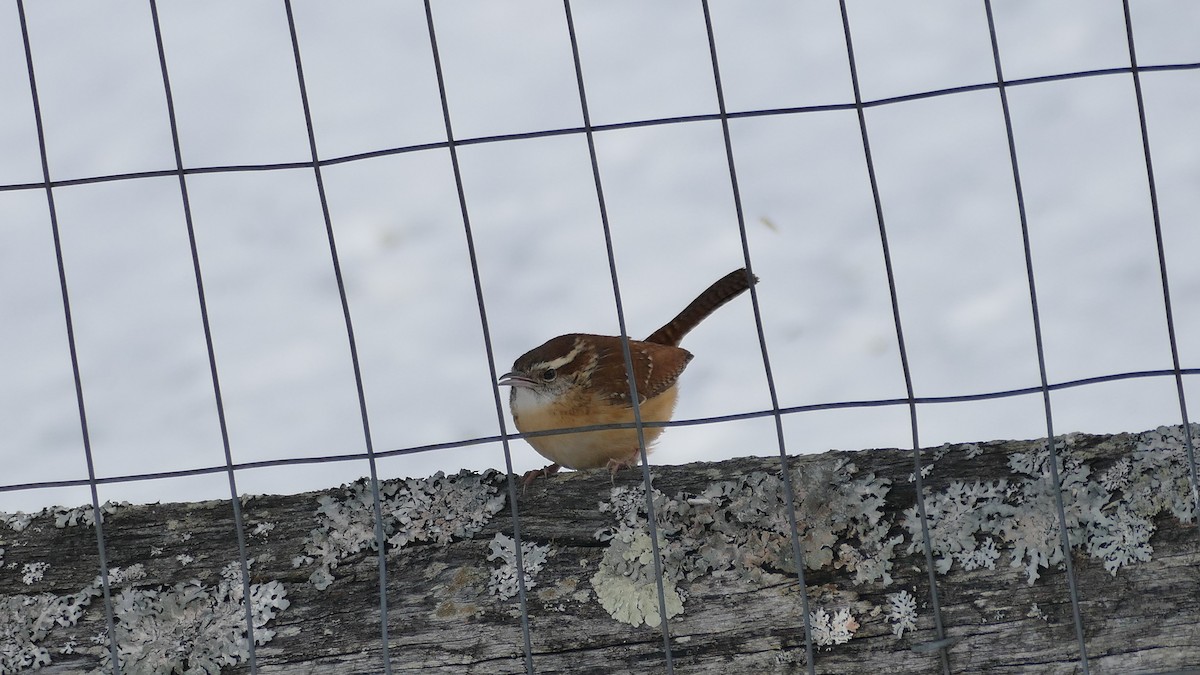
{"left": 1, "top": 1, "right": 1197, "bottom": 512}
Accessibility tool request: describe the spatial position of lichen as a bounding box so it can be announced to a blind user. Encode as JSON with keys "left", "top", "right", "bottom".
{"left": 296, "top": 469, "right": 506, "bottom": 590}
{"left": 810, "top": 607, "right": 858, "bottom": 647}
{"left": 1126, "top": 425, "right": 1198, "bottom": 523}
{"left": 906, "top": 426, "right": 1198, "bottom": 583}
{"left": 592, "top": 492, "right": 685, "bottom": 628}
{"left": 591, "top": 536, "right": 685, "bottom": 629}
{"left": 1, "top": 585, "right": 100, "bottom": 673}
{"left": 794, "top": 460, "right": 899, "bottom": 584}
{"left": 53, "top": 502, "right": 127, "bottom": 529}
{"left": 885, "top": 590, "right": 918, "bottom": 638}
{"left": 487, "top": 533, "right": 551, "bottom": 601}
{"left": 92, "top": 561, "right": 289, "bottom": 675}
{"left": 904, "top": 479, "right": 1011, "bottom": 574}
{"left": 1087, "top": 502, "right": 1154, "bottom": 573}
{"left": 1081, "top": 425, "right": 1198, "bottom": 574}
{"left": 1, "top": 512, "right": 35, "bottom": 532}
{"left": 1099, "top": 457, "right": 1132, "bottom": 492}
{"left": 21, "top": 562, "right": 48, "bottom": 586}
{"left": 1027, "top": 603, "right": 1049, "bottom": 621}
{"left": 107, "top": 565, "right": 147, "bottom": 585}
{"left": 905, "top": 442, "right": 1106, "bottom": 583}
{"left": 590, "top": 461, "right": 897, "bottom": 627}
{"left": 0, "top": 502, "right": 126, "bottom": 534}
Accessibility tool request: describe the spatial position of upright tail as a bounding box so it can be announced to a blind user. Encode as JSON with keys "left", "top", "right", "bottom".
{"left": 644, "top": 268, "right": 757, "bottom": 346}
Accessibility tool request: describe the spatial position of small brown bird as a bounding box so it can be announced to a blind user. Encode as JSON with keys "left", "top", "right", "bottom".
{"left": 498, "top": 269, "right": 756, "bottom": 481}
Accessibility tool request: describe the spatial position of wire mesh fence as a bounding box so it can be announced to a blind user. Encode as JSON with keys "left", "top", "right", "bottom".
{"left": 2, "top": 1, "right": 1198, "bottom": 673}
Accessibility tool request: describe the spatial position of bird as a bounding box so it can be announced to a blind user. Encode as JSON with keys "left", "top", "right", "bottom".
{"left": 498, "top": 268, "right": 757, "bottom": 482}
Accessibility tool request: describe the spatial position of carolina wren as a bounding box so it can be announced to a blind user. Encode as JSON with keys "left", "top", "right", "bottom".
{"left": 498, "top": 268, "right": 756, "bottom": 480}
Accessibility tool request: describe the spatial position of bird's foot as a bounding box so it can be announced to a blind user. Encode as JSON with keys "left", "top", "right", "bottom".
{"left": 521, "top": 463, "right": 560, "bottom": 490}
{"left": 605, "top": 451, "right": 642, "bottom": 484}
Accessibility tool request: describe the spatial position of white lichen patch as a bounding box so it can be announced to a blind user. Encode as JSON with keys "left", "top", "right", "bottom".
{"left": 1127, "top": 425, "right": 1198, "bottom": 523}
{"left": 904, "top": 480, "right": 1010, "bottom": 575}
{"left": 1099, "top": 457, "right": 1132, "bottom": 492}
{"left": 0, "top": 502, "right": 127, "bottom": 534}
{"left": 53, "top": 501, "right": 127, "bottom": 529}
{"left": 1087, "top": 503, "right": 1154, "bottom": 573}
{"left": 107, "top": 564, "right": 147, "bottom": 585}
{"left": 93, "top": 562, "right": 289, "bottom": 675}
{"left": 810, "top": 607, "right": 858, "bottom": 647}
{"left": 1027, "top": 602, "right": 1049, "bottom": 621}
{"left": 487, "top": 533, "right": 552, "bottom": 601}
{"left": 297, "top": 470, "right": 505, "bottom": 590}
{"left": 1, "top": 511, "right": 35, "bottom": 532}
{"left": 885, "top": 590, "right": 918, "bottom": 638}
{"left": 590, "top": 462, "right": 897, "bottom": 627}
{"left": 1, "top": 585, "right": 100, "bottom": 672}
{"left": 794, "top": 461, "right": 900, "bottom": 584}
{"left": 905, "top": 425, "right": 1198, "bottom": 583}
{"left": 21, "top": 562, "right": 49, "bottom": 585}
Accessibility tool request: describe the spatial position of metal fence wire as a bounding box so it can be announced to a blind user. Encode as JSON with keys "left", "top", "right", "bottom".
{"left": 2, "top": 1, "right": 1199, "bottom": 673}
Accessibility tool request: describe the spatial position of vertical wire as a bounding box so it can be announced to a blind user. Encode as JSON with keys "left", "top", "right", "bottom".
{"left": 698, "top": 2, "right": 815, "bottom": 671}
{"left": 561, "top": 1, "right": 675, "bottom": 669}
{"left": 421, "top": 2, "right": 536, "bottom": 671}
{"left": 835, "top": 2, "right": 950, "bottom": 671}
{"left": 982, "top": 2, "right": 1090, "bottom": 671}
{"left": 1120, "top": 0, "right": 1200, "bottom": 512}
{"left": 281, "top": 2, "right": 393, "bottom": 671}
{"left": 15, "top": 2, "right": 122, "bottom": 671}
{"left": 147, "top": 1, "right": 257, "bottom": 670}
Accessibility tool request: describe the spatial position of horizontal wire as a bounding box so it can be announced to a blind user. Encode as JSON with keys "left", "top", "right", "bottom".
{"left": 1, "top": 61, "right": 1196, "bottom": 196}
{"left": 3, "top": 366, "right": 1195, "bottom": 497}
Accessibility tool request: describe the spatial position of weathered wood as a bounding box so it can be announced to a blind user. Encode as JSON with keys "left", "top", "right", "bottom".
{"left": 2, "top": 426, "right": 1198, "bottom": 674}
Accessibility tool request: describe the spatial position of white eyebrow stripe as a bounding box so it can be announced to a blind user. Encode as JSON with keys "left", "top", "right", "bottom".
{"left": 541, "top": 341, "right": 583, "bottom": 371}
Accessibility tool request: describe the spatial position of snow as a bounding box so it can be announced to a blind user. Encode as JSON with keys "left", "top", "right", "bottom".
{"left": 0, "top": 3, "right": 1197, "bottom": 511}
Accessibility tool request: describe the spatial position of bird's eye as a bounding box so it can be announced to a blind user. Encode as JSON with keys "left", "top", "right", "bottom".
{"left": 541, "top": 368, "right": 557, "bottom": 381}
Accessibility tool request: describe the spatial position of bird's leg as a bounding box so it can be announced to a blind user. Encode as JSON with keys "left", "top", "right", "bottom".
{"left": 521, "top": 463, "right": 560, "bottom": 489}
{"left": 606, "top": 449, "right": 643, "bottom": 484}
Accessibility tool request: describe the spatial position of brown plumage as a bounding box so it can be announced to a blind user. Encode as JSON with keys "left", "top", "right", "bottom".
{"left": 499, "top": 268, "right": 756, "bottom": 475}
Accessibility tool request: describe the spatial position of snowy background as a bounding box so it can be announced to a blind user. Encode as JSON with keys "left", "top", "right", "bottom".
{"left": 1, "top": 1, "right": 1197, "bottom": 513}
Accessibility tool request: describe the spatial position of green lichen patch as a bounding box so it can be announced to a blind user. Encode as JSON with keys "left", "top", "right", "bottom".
{"left": 591, "top": 527, "right": 685, "bottom": 629}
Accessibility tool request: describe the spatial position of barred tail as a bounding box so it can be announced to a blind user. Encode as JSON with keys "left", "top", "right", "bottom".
{"left": 644, "top": 268, "right": 757, "bottom": 346}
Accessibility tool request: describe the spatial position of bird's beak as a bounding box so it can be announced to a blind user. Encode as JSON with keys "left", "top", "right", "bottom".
{"left": 498, "top": 372, "right": 536, "bottom": 389}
